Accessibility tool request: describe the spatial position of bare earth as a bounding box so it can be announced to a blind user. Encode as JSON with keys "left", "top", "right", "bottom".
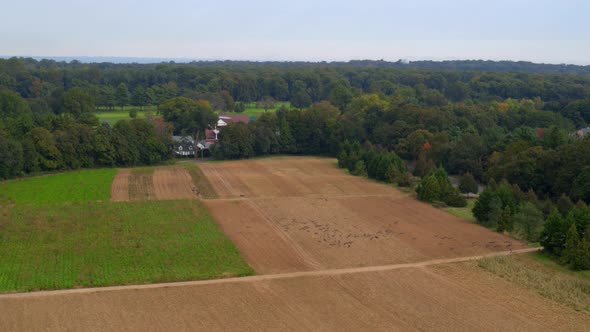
{"left": 5, "top": 157, "right": 588, "bottom": 331}
{"left": 110, "top": 167, "right": 196, "bottom": 201}
{"left": 110, "top": 169, "right": 131, "bottom": 202}
{"left": 201, "top": 157, "right": 526, "bottom": 273}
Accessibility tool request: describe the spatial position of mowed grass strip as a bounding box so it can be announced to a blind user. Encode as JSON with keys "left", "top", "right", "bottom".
{"left": 0, "top": 169, "right": 116, "bottom": 205}
{"left": 182, "top": 163, "right": 218, "bottom": 199}
{"left": 0, "top": 199, "right": 253, "bottom": 292}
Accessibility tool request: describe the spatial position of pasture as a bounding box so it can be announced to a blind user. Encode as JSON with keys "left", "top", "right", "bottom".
{"left": 223, "top": 101, "right": 290, "bottom": 117}
{"left": 95, "top": 106, "right": 158, "bottom": 124}
{"left": 0, "top": 169, "right": 116, "bottom": 205}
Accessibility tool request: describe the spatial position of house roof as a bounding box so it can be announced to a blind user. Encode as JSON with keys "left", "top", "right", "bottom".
{"left": 219, "top": 114, "right": 250, "bottom": 124}
{"left": 205, "top": 129, "right": 217, "bottom": 140}
{"left": 172, "top": 135, "right": 194, "bottom": 143}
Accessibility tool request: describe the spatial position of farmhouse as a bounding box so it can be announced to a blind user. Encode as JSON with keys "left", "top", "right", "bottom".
{"left": 172, "top": 135, "right": 195, "bottom": 156}
{"left": 172, "top": 114, "right": 252, "bottom": 156}
{"left": 196, "top": 114, "right": 252, "bottom": 151}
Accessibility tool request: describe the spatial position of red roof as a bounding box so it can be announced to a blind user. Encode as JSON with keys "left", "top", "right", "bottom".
{"left": 219, "top": 114, "right": 250, "bottom": 124}
{"left": 205, "top": 129, "right": 217, "bottom": 140}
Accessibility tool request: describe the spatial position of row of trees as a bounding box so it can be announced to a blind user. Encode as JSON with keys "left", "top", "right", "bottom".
{"left": 416, "top": 168, "right": 467, "bottom": 207}
{"left": 337, "top": 140, "right": 409, "bottom": 186}
{"left": 542, "top": 206, "right": 590, "bottom": 270}
{"left": 472, "top": 181, "right": 590, "bottom": 270}
{"left": 0, "top": 88, "right": 172, "bottom": 179}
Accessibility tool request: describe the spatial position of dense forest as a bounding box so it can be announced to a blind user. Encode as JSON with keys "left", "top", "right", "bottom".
{"left": 1, "top": 57, "right": 590, "bottom": 269}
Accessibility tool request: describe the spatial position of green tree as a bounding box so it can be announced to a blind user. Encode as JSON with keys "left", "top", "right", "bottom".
{"left": 512, "top": 202, "right": 543, "bottom": 242}
{"left": 571, "top": 166, "right": 590, "bottom": 203}
{"left": 115, "top": 83, "right": 130, "bottom": 110}
{"left": 541, "top": 209, "right": 566, "bottom": 255}
{"left": 416, "top": 173, "right": 441, "bottom": 203}
{"left": 132, "top": 86, "right": 147, "bottom": 110}
{"left": 487, "top": 196, "right": 503, "bottom": 228}
{"left": 233, "top": 102, "right": 246, "bottom": 113}
{"left": 556, "top": 194, "right": 574, "bottom": 217}
{"left": 159, "top": 97, "right": 216, "bottom": 139}
{"left": 62, "top": 87, "right": 95, "bottom": 118}
{"left": 459, "top": 172, "right": 478, "bottom": 194}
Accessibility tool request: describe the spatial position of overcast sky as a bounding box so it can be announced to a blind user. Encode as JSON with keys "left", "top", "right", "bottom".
{"left": 2, "top": 0, "right": 589, "bottom": 64}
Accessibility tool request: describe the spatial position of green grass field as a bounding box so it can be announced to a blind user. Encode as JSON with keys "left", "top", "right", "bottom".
{"left": 0, "top": 169, "right": 116, "bottom": 205}
{"left": 222, "top": 101, "right": 291, "bottom": 117}
{"left": 96, "top": 102, "right": 290, "bottom": 124}
{"left": 444, "top": 199, "right": 476, "bottom": 222}
{"left": 95, "top": 106, "right": 159, "bottom": 125}
{"left": 0, "top": 169, "right": 253, "bottom": 292}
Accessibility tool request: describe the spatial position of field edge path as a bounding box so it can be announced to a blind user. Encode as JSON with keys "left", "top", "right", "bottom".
{"left": 0, "top": 247, "right": 541, "bottom": 299}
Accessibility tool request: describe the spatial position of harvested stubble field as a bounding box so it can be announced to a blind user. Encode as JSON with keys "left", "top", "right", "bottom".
{"left": 1, "top": 157, "right": 588, "bottom": 331}
{"left": 1, "top": 261, "right": 588, "bottom": 331}
{"left": 111, "top": 166, "right": 201, "bottom": 201}
{"left": 200, "top": 157, "right": 527, "bottom": 273}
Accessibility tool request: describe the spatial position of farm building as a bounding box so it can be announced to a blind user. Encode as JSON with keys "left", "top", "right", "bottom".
{"left": 196, "top": 114, "right": 251, "bottom": 152}
{"left": 172, "top": 114, "right": 251, "bottom": 156}
{"left": 172, "top": 136, "right": 195, "bottom": 156}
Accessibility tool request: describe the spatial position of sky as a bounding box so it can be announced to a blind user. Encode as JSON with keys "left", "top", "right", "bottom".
{"left": 2, "top": 0, "right": 589, "bottom": 64}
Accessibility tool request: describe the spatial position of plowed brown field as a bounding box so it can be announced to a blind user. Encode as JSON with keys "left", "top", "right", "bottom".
{"left": 110, "top": 169, "right": 130, "bottom": 201}
{"left": 1, "top": 261, "right": 588, "bottom": 331}
{"left": 201, "top": 157, "right": 526, "bottom": 273}
{"left": 110, "top": 167, "right": 196, "bottom": 201}
{"left": 6, "top": 157, "right": 587, "bottom": 331}
{"left": 153, "top": 167, "right": 195, "bottom": 200}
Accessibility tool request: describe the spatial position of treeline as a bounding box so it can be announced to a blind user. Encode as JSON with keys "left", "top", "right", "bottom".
{"left": 211, "top": 102, "right": 338, "bottom": 159}
{"left": 2, "top": 57, "right": 590, "bottom": 127}
{"left": 337, "top": 140, "right": 409, "bottom": 185}
{"left": 0, "top": 89, "right": 172, "bottom": 179}
{"left": 471, "top": 180, "right": 590, "bottom": 270}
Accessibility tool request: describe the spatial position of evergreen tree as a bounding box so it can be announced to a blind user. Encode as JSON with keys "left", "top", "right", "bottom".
{"left": 487, "top": 196, "right": 503, "bottom": 228}
{"left": 556, "top": 194, "right": 574, "bottom": 217}
{"left": 512, "top": 202, "right": 543, "bottom": 242}
{"left": 497, "top": 207, "right": 513, "bottom": 232}
{"left": 278, "top": 117, "right": 296, "bottom": 153}
{"left": 540, "top": 209, "right": 566, "bottom": 255}
{"left": 459, "top": 172, "right": 478, "bottom": 194}
{"left": 416, "top": 174, "right": 441, "bottom": 203}
{"left": 115, "top": 83, "right": 130, "bottom": 110}
{"left": 563, "top": 223, "right": 580, "bottom": 265}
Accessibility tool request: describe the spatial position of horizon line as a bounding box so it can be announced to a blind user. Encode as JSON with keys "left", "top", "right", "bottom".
{"left": 1, "top": 55, "right": 588, "bottom": 66}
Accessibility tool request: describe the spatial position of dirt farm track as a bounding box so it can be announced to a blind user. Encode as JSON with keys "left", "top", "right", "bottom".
{"left": 1, "top": 157, "right": 588, "bottom": 331}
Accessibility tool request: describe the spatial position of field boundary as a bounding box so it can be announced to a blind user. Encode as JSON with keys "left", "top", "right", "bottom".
{"left": 0, "top": 247, "right": 541, "bottom": 299}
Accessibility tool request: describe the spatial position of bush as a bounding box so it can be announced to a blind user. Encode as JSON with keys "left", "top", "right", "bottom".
{"left": 459, "top": 172, "right": 478, "bottom": 194}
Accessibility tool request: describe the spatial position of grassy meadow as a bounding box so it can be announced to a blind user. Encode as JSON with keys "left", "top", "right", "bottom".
{"left": 444, "top": 199, "right": 476, "bottom": 222}
{"left": 224, "top": 101, "right": 290, "bottom": 117}
{"left": 0, "top": 169, "right": 116, "bottom": 205}
{"left": 0, "top": 168, "right": 253, "bottom": 292}
{"left": 95, "top": 106, "right": 159, "bottom": 124}
{"left": 95, "top": 102, "right": 290, "bottom": 125}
